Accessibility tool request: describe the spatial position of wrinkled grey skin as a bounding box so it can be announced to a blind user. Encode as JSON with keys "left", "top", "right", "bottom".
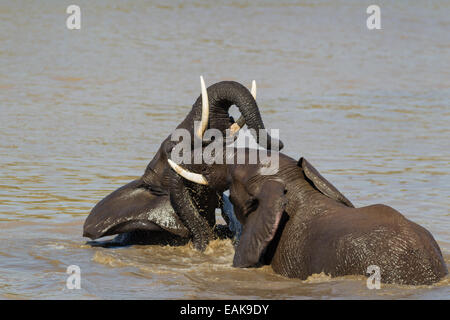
{"left": 177, "top": 149, "right": 447, "bottom": 285}
{"left": 83, "top": 81, "right": 282, "bottom": 249}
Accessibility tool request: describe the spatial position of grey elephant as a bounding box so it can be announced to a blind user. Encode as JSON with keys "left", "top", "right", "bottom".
{"left": 168, "top": 148, "right": 447, "bottom": 285}
{"left": 165, "top": 90, "right": 447, "bottom": 285}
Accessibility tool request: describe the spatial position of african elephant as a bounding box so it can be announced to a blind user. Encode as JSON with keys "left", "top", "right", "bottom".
{"left": 167, "top": 149, "right": 448, "bottom": 285}
{"left": 83, "top": 78, "right": 283, "bottom": 250}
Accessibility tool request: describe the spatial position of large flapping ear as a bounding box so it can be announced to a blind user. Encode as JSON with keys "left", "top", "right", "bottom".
{"left": 83, "top": 179, "right": 189, "bottom": 240}
{"left": 298, "top": 157, "right": 354, "bottom": 208}
{"left": 233, "top": 179, "right": 287, "bottom": 268}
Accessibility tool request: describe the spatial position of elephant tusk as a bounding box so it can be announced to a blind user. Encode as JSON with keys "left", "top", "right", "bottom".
{"left": 167, "top": 159, "right": 208, "bottom": 185}
{"left": 229, "top": 80, "right": 257, "bottom": 136}
{"left": 197, "top": 75, "right": 209, "bottom": 140}
{"left": 251, "top": 79, "right": 257, "bottom": 99}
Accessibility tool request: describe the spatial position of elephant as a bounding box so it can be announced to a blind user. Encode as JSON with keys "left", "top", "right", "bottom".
{"left": 167, "top": 148, "right": 447, "bottom": 285}
{"left": 83, "top": 78, "right": 283, "bottom": 250}
{"left": 163, "top": 88, "right": 448, "bottom": 285}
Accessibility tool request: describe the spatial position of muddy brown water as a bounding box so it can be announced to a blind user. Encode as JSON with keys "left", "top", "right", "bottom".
{"left": 0, "top": 1, "right": 449, "bottom": 299}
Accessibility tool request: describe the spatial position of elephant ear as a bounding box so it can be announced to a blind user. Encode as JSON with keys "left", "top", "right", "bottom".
{"left": 233, "top": 180, "right": 287, "bottom": 268}
{"left": 83, "top": 179, "right": 189, "bottom": 240}
{"left": 298, "top": 157, "right": 354, "bottom": 208}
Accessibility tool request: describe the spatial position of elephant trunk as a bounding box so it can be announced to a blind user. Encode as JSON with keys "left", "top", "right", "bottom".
{"left": 195, "top": 81, "right": 283, "bottom": 150}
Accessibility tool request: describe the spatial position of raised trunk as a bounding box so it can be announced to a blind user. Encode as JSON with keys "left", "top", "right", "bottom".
{"left": 167, "top": 81, "right": 283, "bottom": 251}
{"left": 187, "top": 81, "right": 283, "bottom": 150}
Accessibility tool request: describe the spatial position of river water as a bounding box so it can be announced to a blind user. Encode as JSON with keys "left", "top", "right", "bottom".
{"left": 0, "top": 0, "right": 449, "bottom": 299}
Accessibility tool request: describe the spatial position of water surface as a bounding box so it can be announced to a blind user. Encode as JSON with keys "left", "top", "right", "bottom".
{"left": 0, "top": 0, "right": 449, "bottom": 299}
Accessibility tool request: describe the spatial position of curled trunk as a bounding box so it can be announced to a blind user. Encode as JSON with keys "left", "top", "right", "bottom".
{"left": 185, "top": 81, "right": 283, "bottom": 150}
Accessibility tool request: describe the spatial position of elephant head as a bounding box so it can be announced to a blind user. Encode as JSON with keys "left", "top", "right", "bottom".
{"left": 83, "top": 78, "right": 283, "bottom": 247}
{"left": 167, "top": 150, "right": 288, "bottom": 263}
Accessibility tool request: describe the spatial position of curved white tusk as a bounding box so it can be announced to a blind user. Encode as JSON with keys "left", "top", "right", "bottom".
{"left": 197, "top": 75, "right": 209, "bottom": 139}
{"left": 251, "top": 80, "right": 257, "bottom": 99}
{"left": 168, "top": 159, "right": 208, "bottom": 185}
